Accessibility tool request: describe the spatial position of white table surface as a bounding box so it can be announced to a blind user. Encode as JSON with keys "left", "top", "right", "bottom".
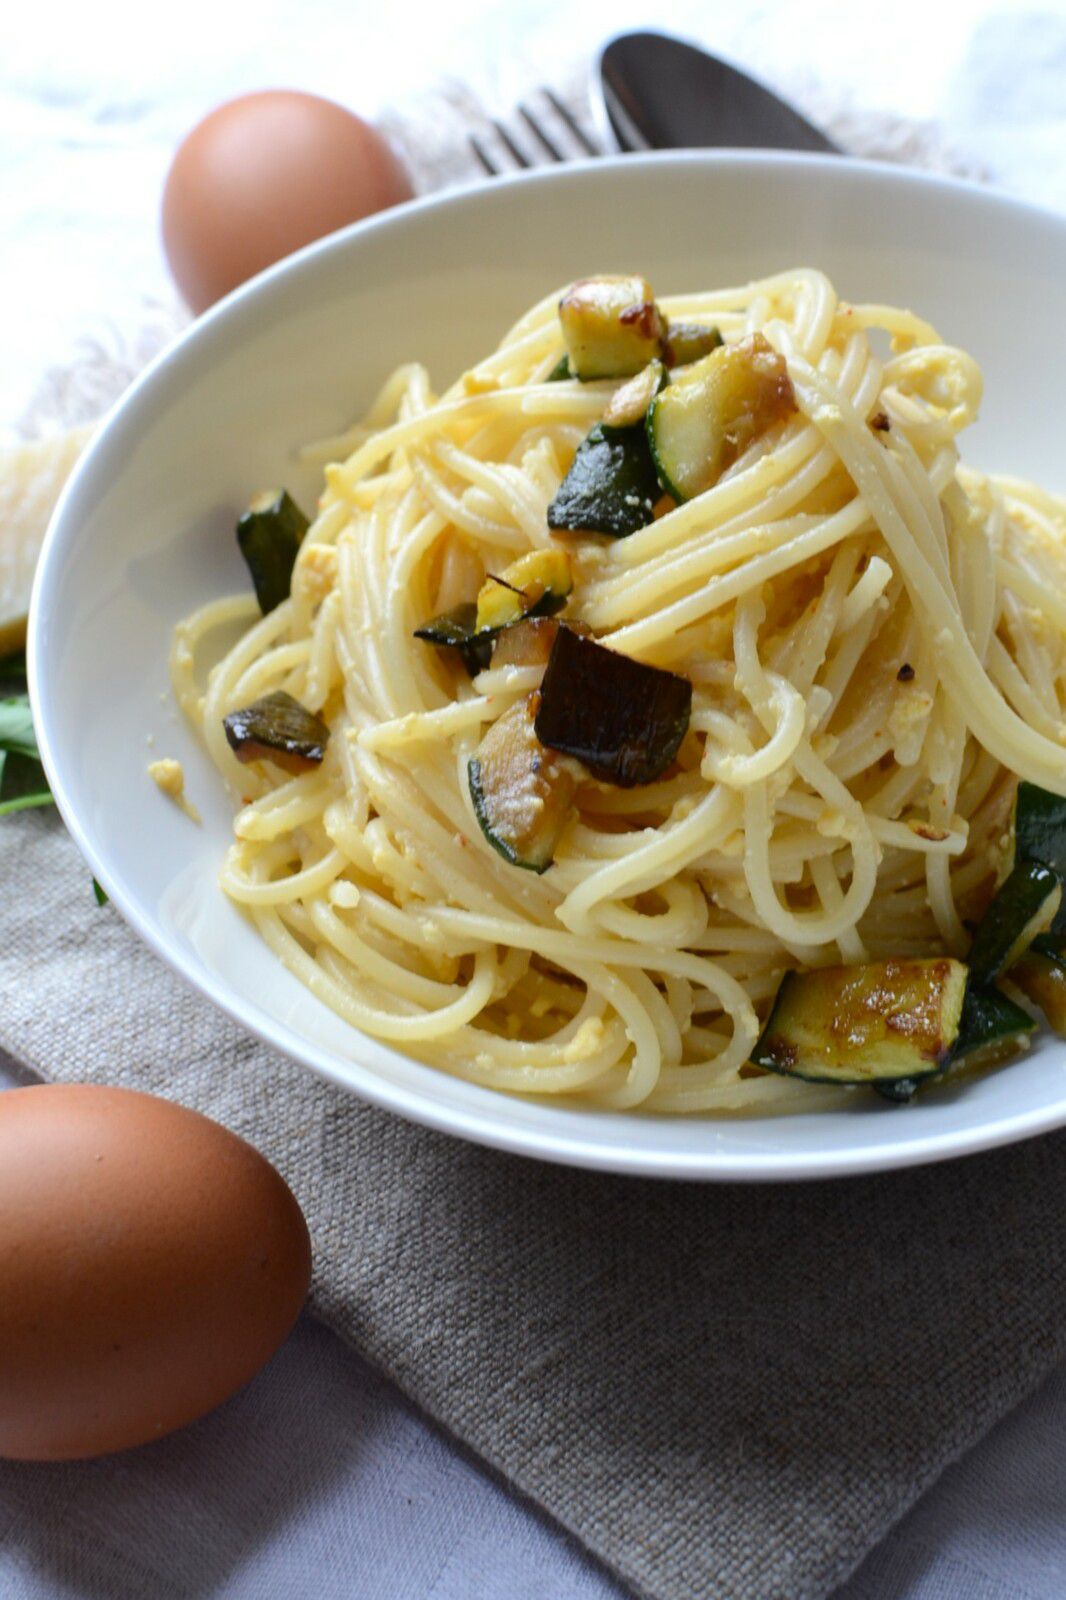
{"left": 5, "top": 3, "right": 1066, "bottom": 1594}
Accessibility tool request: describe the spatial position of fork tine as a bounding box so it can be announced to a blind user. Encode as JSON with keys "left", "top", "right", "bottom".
{"left": 492, "top": 118, "right": 533, "bottom": 169}
{"left": 471, "top": 90, "right": 600, "bottom": 179}
{"left": 469, "top": 133, "right": 501, "bottom": 177}
{"left": 542, "top": 88, "right": 600, "bottom": 156}
{"left": 517, "top": 103, "right": 566, "bottom": 162}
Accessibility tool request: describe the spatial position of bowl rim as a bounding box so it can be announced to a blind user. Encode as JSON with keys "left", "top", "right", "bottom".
{"left": 28, "top": 147, "right": 1066, "bottom": 1181}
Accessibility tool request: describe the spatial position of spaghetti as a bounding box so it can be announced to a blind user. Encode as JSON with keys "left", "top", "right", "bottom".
{"left": 171, "top": 268, "right": 1066, "bottom": 1112}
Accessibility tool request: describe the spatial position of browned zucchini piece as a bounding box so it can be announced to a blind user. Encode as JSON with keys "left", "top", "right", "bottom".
{"left": 468, "top": 695, "right": 577, "bottom": 872}
{"left": 663, "top": 322, "right": 724, "bottom": 367}
{"left": 951, "top": 981, "right": 1037, "bottom": 1071}
{"left": 873, "top": 979, "right": 1036, "bottom": 1102}
{"left": 236, "top": 489, "right": 309, "bottom": 614}
{"left": 491, "top": 616, "right": 562, "bottom": 669}
{"left": 751, "top": 959, "right": 969, "bottom": 1084}
{"left": 414, "top": 602, "right": 494, "bottom": 677}
{"left": 491, "top": 617, "right": 593, "bottom": 670}
{"left": 967, "top": 858, "right": 1062, "bottom": 982}
{"left": 1012, "top": 782, "right": 1066, "bottom": 933}
{"left": 646, "top": 333, "right": 796, "bottom": 502}
{"left": 558, "top": 275, "right": 664, "bottom": 380}
{"left": 533, "top": 626, "right": 692, "bottom": 787}
{"left": 602, "top": 360, "right": 667, "bottom": 429}
{"left": 1013, "top": 939, "right": 1066, "bottom": 1034}
{"left": 223, "top": 690, "right": 330, "bottom": 775}
{"left": 475, "top": 550, "right": 572, "bottom": 633}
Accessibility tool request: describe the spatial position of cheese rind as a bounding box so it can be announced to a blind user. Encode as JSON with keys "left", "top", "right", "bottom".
{"left": 0, "top": 426, "right": 94, "bottom": 654}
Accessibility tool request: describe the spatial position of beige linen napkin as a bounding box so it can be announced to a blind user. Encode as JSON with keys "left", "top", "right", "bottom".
{"left": 4, "top": 811, "right": 1066, "bottom": 1600}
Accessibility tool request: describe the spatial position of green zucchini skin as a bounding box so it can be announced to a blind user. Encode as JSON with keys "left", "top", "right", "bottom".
{"left": 415, "top": 585, "right": 571, "bottom": 679}
{"left": 468, "top": 758, "right": 551, "bottom": 872}
{"left": 1013, "top": 939, "right": 1066, "bottom": 1034}
{"left": 645, "top": 333, "right": 795, "bottom": 504}
{"left": 546, "top": 355, "right": 572, "bottom": 382}
{"left": 950, "top": 981, "right": 1036, "bottom": 1072}
{"left": 525, "top": 591, "right": 567, "bottom": 621}
{"left": 546, "top": 422, "right": 662, "bottom": 539}
{"left": 534, "top": 626, "right": 692, "bottom": 788}
{"left": 474, "top": 549, "right": 573, "bottom": 633}
{"left": 663, "top": 323, "right": 723, "bottom": 367}
{"left": 751, "top": 959, "right": 968, "bottom": 1085}
{"left": 874, "top": 980, "right": 1036, "bottom": 1101}
{"left": 1014, "top": 782, "right": 1066, "bottom": 932}
{"left": 967, "top": 858, "right": 1062, "bottom": 982}
{"left": 467, "top": 696, "right": 577, "bottom": 872}
{"left": 873, "top": 1077, "right": 920, "bottom": 1103}
{"left": 645, "top": 382, "right": 702, "bottom": 504}
{"left": 413, "top": 602, "right": 495, "bottom": 677}
{"left": 223, "top": 689, "right": 329, "bottom": 775}
{"left": 236, "top": 489, "right": 309, "bottom": 614}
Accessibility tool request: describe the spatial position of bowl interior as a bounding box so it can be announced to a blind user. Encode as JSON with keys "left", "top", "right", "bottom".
{"left": 31, "top": 153, "right": 1066, "bottom": 1178}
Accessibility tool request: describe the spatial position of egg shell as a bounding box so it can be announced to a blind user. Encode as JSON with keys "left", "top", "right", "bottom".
{"left": 0, "top": 1084, "right": 311, "bottom": 1460}
{"left": 161, "top": 89, "right": 414, "bottom": 313}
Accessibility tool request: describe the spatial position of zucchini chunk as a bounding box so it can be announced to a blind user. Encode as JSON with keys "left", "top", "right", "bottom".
{"left": 602, "top": 360, "right": 668, "bottom": 429}
{"left": 547, "top": 422, "right": 662, "bottom": 538}
{"left": 414, "top": 602, "right": 494, "bottom": 677}
{"left": 475, "top": 550, "right": 573, "bottom": 633}
{"left": 967, "top": 858, "right": 1062, "bottom": 982}
{"left": 750, "top": 959, "right": 969, "bottom": 1085}
{"left": 1013, "top": 939, "right": 1066, "bottom": 1035}
{"left": 468, "top": 695, "right": 577, "bottom": 872}
{"left": 876, "top": 980, "right": 1037, "bottom": 1100}
{"left": 546, "top": 355, "right": 572, "bottom": 381}
{"left": 416, "top": 552, "right": 573, "bottom": 677}
{"left": 950, "top": 981, "right": 1036, "bottom": 1073}
{"left": 534, "top": 626, "right": 692, "bottom": 787}
{"left": 873, "top": 1077, "right": 921, "bottom": 1103}
{"left": 491, "top": 616, "right": 561, "bottom": 669}
{"left": 223, "top": 690, "right": 329, "bottom": 775}
{"left": 558, "top": 275, "right": 664, "bottom": 380}
{"left": 236, "top": 489, "right": 309, "bottom": 614}
{"left": 663, "top": 322, "right": 723, "bottom": 368}
{"left": 646, "top": 333, "right": 796, "bottom": 502}
{"left": 1013, "top": 782, "right": 1066, "bottom": 932}
{"left": 491, "top": 617, "right": 593, "bottom": 669}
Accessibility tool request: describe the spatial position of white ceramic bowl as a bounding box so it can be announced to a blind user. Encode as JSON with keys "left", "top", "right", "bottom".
{"left": 31, "top": 152, "right": 1066, "bottom": 1180}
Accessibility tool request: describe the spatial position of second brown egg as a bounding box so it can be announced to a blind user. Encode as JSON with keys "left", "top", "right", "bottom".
{"left": 162, "top": 89, "right": 414, "bottom": 313}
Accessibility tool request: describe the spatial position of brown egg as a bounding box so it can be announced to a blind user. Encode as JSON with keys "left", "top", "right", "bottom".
{"left": 162, "top": 89, "right": 414, "bottom": 313}
{"left": 0, "top": 1084, "right": 311, "bottom": 1460}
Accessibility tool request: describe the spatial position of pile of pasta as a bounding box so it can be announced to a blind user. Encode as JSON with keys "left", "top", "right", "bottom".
{"left": 172, "top": 268, "right": 1066, "bottom": 1113}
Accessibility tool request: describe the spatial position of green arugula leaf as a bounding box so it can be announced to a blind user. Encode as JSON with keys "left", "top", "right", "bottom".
{"left": 0, "top": 697, "right": 39, "bottom": 760}
{"left": 0, "top": 652, "right": 27, "bottom": 694}
{"left": 0, "top": 653, "right": 54, "bottom": 815}
{"left": 0, "top": 657, "right": 102, "bottom": 907}
{"left": 0, "top": 790, "right": 53, "bottom": 817}
{"left": 0, "top": 749, "right": 52, "bottom": 815}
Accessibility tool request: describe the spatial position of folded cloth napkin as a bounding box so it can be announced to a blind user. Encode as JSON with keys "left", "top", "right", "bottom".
{"left": 4, "top": 812, "right": 1066, "bottom": 1600}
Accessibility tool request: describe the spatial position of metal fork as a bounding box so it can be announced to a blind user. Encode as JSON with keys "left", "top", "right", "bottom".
{"left": 469, "top": 87, "right": 602, "bottom": 176}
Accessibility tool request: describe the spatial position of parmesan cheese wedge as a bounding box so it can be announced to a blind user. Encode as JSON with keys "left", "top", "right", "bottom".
{"left": 0, "top": 425, "right": 94, "bottom": 655}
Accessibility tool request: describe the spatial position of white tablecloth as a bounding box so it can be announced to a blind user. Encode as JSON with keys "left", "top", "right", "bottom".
{"left": 5, "top": 3, "right": 1065, "bottom": 1594}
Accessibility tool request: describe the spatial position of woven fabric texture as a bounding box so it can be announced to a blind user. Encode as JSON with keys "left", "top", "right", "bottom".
{"left": 4, "top": 812, "right": 1066, "bottom": 1600}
